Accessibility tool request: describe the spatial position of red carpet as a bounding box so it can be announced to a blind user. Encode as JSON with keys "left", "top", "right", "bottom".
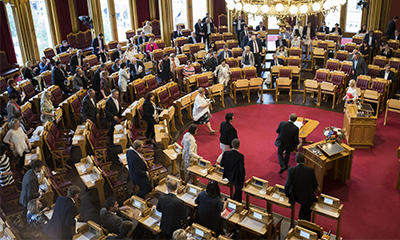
{"left": 178, "top": 104, "right": 400, "bottom": 239}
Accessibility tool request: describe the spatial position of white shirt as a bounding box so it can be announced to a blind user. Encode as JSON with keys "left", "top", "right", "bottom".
{"left": 112, "top": 97, "right": 119, "bottom": 112}
{"left": 237, "top": 19, "right": 241, "bottom": 30}
{"left": 90, "top": 97, "right": 95, "bottom": 106}
{"left": 384, "top": 71, "right": 389, "bottom": 80}
{"left": 77, "top": 56, "right": 81, "bottom": 66}
{"left": 368, "top": 36, "right": 372, "bottom": 45}
{"left": 207, "top": 23, "right": 211, "bottom": 34}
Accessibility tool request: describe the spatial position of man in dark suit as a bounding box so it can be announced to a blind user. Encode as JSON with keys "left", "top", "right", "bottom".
{"left": 270, "top": 54, "right": 286, "bottom": 67}
{"left": 285, "top": 152, "right": 318, "bottom": 221}
{"left": 52, "top": 61, "right": 70, "bottom": 94}
{"left": 352, "top": 53, "right": 368, "bottom": 79}
{"left": 92, "top": 63, "right": 106, "bottom": 98}
{"left": 127, "top": 140, "right": 152, "bottom": 198}
{"left": 113, "top": 44, "right": 125, "bottom": 60}
{"left": 156, "top": 178, "right": 186, "bottom": 239}
{"left": 378, "top": 64, "right": 397, "bottom": 97}
{"left": 100, "top": 197, "right": 140, "bottom": 234}
{"left": 92, "top": 33, "right": 107, "bottom": 62}
{"left": 391, "top": 29, "right": 400, "bottom": 40}
{"left": 129, "top": 57, "right": 145, "bottom": 80}
{"left": 19, "top": 160, "right": 43, "bottom": 207}
{"left": 275, "top": 113, "right": 299, "bottom": 174}
{"left": 202, "top": 18, "right": 214, "bottom": 46}
{"left": 218, "top": 113, "right": 237, "bottom": 164}
{"left": 81, "top": 89, "right": 99, "bottom": 124}
{"left": 105, "top": 89, "right": 123, "bottom": 140}
{"left": 220, "top": 139, "right": 245, "bottom": 202}
{"left": 173, "top": 26, "right": 184, "bottom": 39}
{"left": 218, "top": 45, "right": 232, "bottom": 64}
{"left": 241, "top": 31, "right": 252, "bottom": 49}
{"left": 59, "top": 40, "right": 72, "bottom": 53}
{"left": 318, "top": 21, "right": 329, "bottom": 34}
{"left": 73, "top": 67, "right": 89, "bottom": 91}
{"left": 204, "top": 51, "right": 218, "bottom": 72}
{"left": 330, "top": 23, "right": 342, "bottom": 35}
{"left": 194, "top": 19, "right": 203, "bottom": 43}
{"left": 255, "top": 21, "right": 266, "bottom": 31}
{"left": 364, "top": 30, "right": 380, "bottom": 51}
{"left": 239, "top": 26, "right": 250, "bottom": 44}
{"left": 138, "top": 31, "right": 149, "bottom": 46}
{"left": 248, "top": 35, "right": 263, "bottom": 76}
{"left": 111, "top": 58, "right": 121, "bottom": 73}
{"left": 69, "top": 49, "right": 84, "bottom": 75}
{"left": 187, "top": 32, "right": 198, "bottom": 44}
{"left": 275, "top": 35, "right": 288, "bottom": 48}
{"left": 44, "top": 185, "right": 81, "bottom": 239}
{"left": 202, "top": 13, "right": 214, "bottom": 23}
{"left": 106, "top": 221, "right": 136, "bottom": 240}
{"left": 385, "top": 16, "right": 398, "bottom": 38}
{"left": 233, "top": 15, "right": 246, "bottom": 46}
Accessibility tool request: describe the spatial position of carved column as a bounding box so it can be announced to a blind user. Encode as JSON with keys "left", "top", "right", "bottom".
{"left": 158, "top": 0, "right": 173, "bottom": 46}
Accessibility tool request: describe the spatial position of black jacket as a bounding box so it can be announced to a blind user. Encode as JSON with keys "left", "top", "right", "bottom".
{"left": 285, "top": 164, "right": 318, "bottom": 205}
{"left": 92, "top": 37, "right": 106, "bottom": 55}
{"left": 202, "top": 22, "right": 214, "bottom": 35}
{"left": 248, "top": 39, "right": 263, "bottom": 54}
{"left": 271, "top": 58, "right": 286, "bottom": 67}
{"left": 217, "top": 50, "right": 232, "bottom": 64}
{"left": 59, "top": 44, "right": 71, "bottom": 53}
{"left": 92, "top": 67, "right": 103, "bottom": 93}
{"left": 69, "top": 54, "right": 84, "bottom": 75}
{"left": 43, "top": 196, "right": 77, "bottom": 239}
{"left": 105, "top": 97, "right": 122, "bottom": 124}
{"left": 52, "top": 67, "right": 67, "bottom": 86}
{"left": 81, "top": 95, "right": 98, "bottom": 123}
{"left": 19, "top": 169, "right": 39, "bottom": 207}
{"left": 111, "top": 62, "right": 120, "bottom": 73}
{"left": 127, "top": 149, "right": 151, "bottom": 189}
{"left": 364, "top": 34, "right": 380, "bottom": 48}
{"left": 318, "top": 26, "right": 329, "bottom": 34}
{"left": 173, "top": 31, "right": 184, "bottom": 39}
{"left": 390, "top": 33, "right": 400, "bottom": 40}
{"left": 330, "top": 27, "right": 342, "bottom": 35}
{"left": 275, "top": 39, "right": 288, "bottom": 48}
{"left": 143, "top": 100, "right": 156, "bottom": 124}
{"left": 138, "top": 36, "right": 149, "bottom": 45}
{"left": 113, "top": 49, "right": 125, "bottom": 60}
{"left": 275, "top": 121, "right": 299, "bottom": 151}
{"left": 385, "top": 19, "right": 397, "bottom": 37}
{"left": 204, "top": 57, "right": 218, "bottom": 72}
{"left": 241, "top": 35, "right": 251, "bottom": 49}
{"left": 255, "top": 25, "right": 266, "bottom": 31}
{"left": 233, "top": 18, "right": 246, "bottom": 34}
{"left": 202, "top": 17, "right": 214, "bottom": 23}
{"left": 194, "top": 23, "right": 202, "bottom": 36}
{"left": 303, "top": 26, "right": 316, "bottom": 40}
{"left": 23, "top": 68, "right": 35, "bottom": 81}
{"left": 220, "top": 149, "right": 245, "bottom": 185}
{"left": 187, "top": 36, "right": 197, "bottom": 44}
{"left": 219, "top": 121, "right": 237, "bottom": 147}
{"left": 156, "top": 193, "right": 186, "bottom": 237}
{"left": 378, "top": 70, "right": 395, "bottom": 82}
{"left": 129, "top": 61, "right": 145, "bottom": 80}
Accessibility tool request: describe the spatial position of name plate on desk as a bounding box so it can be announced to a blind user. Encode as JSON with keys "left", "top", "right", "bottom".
{"left": 317, "top": 142, "right": 345, "bottom": 156}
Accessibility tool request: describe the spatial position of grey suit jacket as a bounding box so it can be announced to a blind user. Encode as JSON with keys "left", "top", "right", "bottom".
{"left": 19, "top": 169, "right": 39, "bottom": 207}
{"left": 352, "top": 57, "right": 368, "bottom": 78}
{"left": 100, "top": 208, "right": 139, "bottom": 234}
{"left": 241, "top": 51, "right": 255, "bottom": 66}
{"left": 7, "top": 102, "right": 19, "bottom": 121}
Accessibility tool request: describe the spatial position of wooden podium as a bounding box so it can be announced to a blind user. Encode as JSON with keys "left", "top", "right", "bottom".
{"left": 303, "top": 140, "right": 354, "bottom": 192}
{"left": 343, "top": 104, "right": 377, "bottom": 148}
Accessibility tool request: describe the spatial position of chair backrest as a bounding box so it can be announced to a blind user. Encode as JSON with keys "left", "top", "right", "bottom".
{"left": 163, "top": 47, "right": 175, "bottom": 56}
{"left": 219, "top": 26, "right": 228, "bottom": 34}
{"left": 243, "top": 66, "right": 257, "bottom": 79}
{"left": 192, "top": 62, "right": 201, "bottom": 74}
{"left": 304, "top": 79, "right": 319, "bottom": 89}
{"left": 43, "top": 48, "right": 56, "bottom": 60}
{"left": 51, "top": 86, "right": 64, "bottom": 102}
{"left": 289, "top": 47, "right": 302, "bottom": 58}
{"left": 108, "top": 41, "right": 118, "bottom": 50}
{"left": 374, "top": 30, "right": 383, "bottom": 41}
{"left": 225, "top": 58, "right": 237, "bottom": 68}
{"left": 144, "top": 75, "right": 158, "bottom": 91}
{"left": 287, "top": 56, "right": 301, "bottom": 67}
{"left": 326, "top": 59, "right": 340, "bottom": 71}
{"left": 218, "top": 14, "right": 227, "bottom": 27}
{"left": 222, "top": 32, "right": 233, "bottom": 41}
{"left": 0, "top": 77, "right": 6, "bottom": 93}
{"left": 176, "top": 23, "right": 185, "bottom": 30}
{"left": 371, "top": 79, "right": 387, "bottom": 93}
{"left": 389, "top": 58, "right": 400, "bottom": 71}
{"left": 151, "top": 20, "right": 161, "bottom": 37}
{"left": 352, "top": 36, "right": 363, "bottom": 44}
{"left": 175, "top": 37, "right": 188, "bottom": 49}
{"left": 388, "top": 40, "right": 400, "bottom": 50}
{"left": 317, "top": 42, "right": 328, "bottom": 50}
{"left": 340, "top": 61, "right": 353, "bottom": 76}
{"left": 227, "top": 40, "right": 238, "bottom": 49}
{"left": 344, "top": 43, "right": 357, "bottom": 52}
{"left": 189, "top": 45, "right": 200, "bottom": 55}
{"left": 20, "top": 80, "right": 36, "bottom": 100}
{"left": 335, "top": 50, "right": 348, "bottom": 62}
{"left": 133, "top": 79, "right": 147, "bottom": 96}
{"left": 151, "top": 49, "right": 164, "bottom": 62}
{"left": 367, "top": 65, "right": 380, "bottom": 78}
{"left": 58, "top": 53, "right": 70, "bottom": 66}
{"left": 230, "top": 68, "right": 242, "bottom": 83}
{"left": 314, "top": 69, "right": 330, "bottom": 82}
{"left": 330, "top": 71, "right": 345, "bottom": 87}
{"left": 176, "top": 65, "right": 185, "bottom": 80}
{"left": 69, "top": 95, "right": 82, "bottom": 113}
{"left": 157, "top": 87, "right": 170, "bottom": 104}
{"left": 177, "top": 54, "right": 188, "bottom": 65}
{"left": 356, "top": 75, "right": 371, "bottom": 90}
{"left": 44, "top": 131, "right": 57, "bottom": 150}
{"left": 87, "top": 54, "right": 99, "bottom": 67}
{"left": 110, "top": 72, "right": 119, "bottom": 87}
{"left": 372, "top": 56, "right": 387, "bottom": 68}
{"left": 215, "top": 41, "right": 226, "bottom": 50}
{"left": 197, "top": 75, "right": 209, "bottom": 88}
{"left": 168, "top": 83, "right": 181, "bottom": 99}
{"left": 22, "top": 103, "right": 36, "bottom": 124}
{"left": 316, "top": 32, "right": 326, "bottom": 40}
{"left": 155, "top": 40, "right": 166, "bottom": 50}
{"left": 278, "top": 68, "right": 292, "bottom": 79}
{"left": 211, "top": 34, "right": 222, "bottom": 42}
{"left": 232, "top": 48, "right": 243, "bottom": 58}
{"left": 328, "top": 34, "right": 339, "bottom": 43}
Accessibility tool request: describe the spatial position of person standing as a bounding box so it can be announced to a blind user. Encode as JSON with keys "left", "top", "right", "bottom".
{"left": 44, "top": 185, "right": 81, "bottom": 239}
{"left": 285, "top": 152, "right": 318, "bottom": 221}
{"left": 351, "top": 53, "right": 368, "bottom": 80}
{"left": 100, "top": 71, "right": 111, "bottom": 99}
{"left": 92, "top": 33, "right": 107, "bottom": 62}
{"left": 302, "top": 22, "right": 315, "bottom": 60}
{"left": 157, "top": 178, "right": 186, "bottom": 239}
{"left": 220, "top": 139, "right": 245, "bottom": 202}
{"left": 40, "top": 90, "right": 56, "bottom": 124}
{"left": 19, "top": 160, "right": 44, "bottom": 207}
{"left": 159, "top": 54, "right": 173, "bottom": 84}
{"left": 194, "top": 19, "right": 203, "bottom": 43}
{"left": 217, "top": 45, "right": 232, "bottom": 64}
{"left": 275, "top": 113, "right": 299, "bottom": 174}
{"left": 385, "top": 16, "right": 398, "bottom": 39}
{"left": 202, "top": 18, "right": 214, "bottom": 47}
{"left": 92, "top": 63, "right": 106, "bottom": 98}
{"left": 127, "top": 140, "right": 152, "bottom": 198}
{"left": 4, "top": 118, "right": 32, "bottom": 166}
{"left": 248, "top": 34, "right": 263, "bottom": 76}
{"left": 217, "top": 113, "right": 237, "bottom": 164}
{"left": 105, "top": 89, "right": 122, "bottom": 141}
{"left": 378, "top": 64, "right": 396, "bottom": 98}
{"left": 193, "top": 88, "right": 216, "bottom": 134}
{"left": 181, "top": 124, "right": 201, "bottom": 183}
{"left": 69, "top": 49, "right": 84, "bottom": 75}
{"left": 143, "top": 92, "right": 158, "bottom": 143}
{"left": 233, "top": 15, "right": 246, "bottom": 46}
{"left": 118, "top": 62, "right": 130, "bottom": 103}
{"left": 81, "top": 89, "right": 99, "bottom": 124}
{"left": 0, "top": 144, "right": 14, "bottom": 186}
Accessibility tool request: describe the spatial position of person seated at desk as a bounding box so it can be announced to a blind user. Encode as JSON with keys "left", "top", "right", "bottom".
{"left": 127, "top": 140, "right": 152, "bottom": 198}
{"left": 157, "top": 178, "right": 186, "bottom": 239}
{"left": 380, "top": 43, "right": 393, "bottom": 58}
{"left": 146, "top": 38, "right": 159, "bottom": 58}
{"left": 7, "top": 78, "right": 22, "bottom": 105}
{"left": 124, "top": 43, "right": 138, "bottom": 63}
{"left": 173, "top": 26, "right": 184, "bottom": 39}
{"left": 100, "top": 197, "right": 141, "bottom": 235}
{"left": 59, "top": 40, "right": 72, "bottom": 53}
{"left": 256, "top": 21, "right": 266, "bottom": 31}
{"left": 40, "top": 90, "right": 56, "bottom": 124}
{"left": 220, "top": 139, "right": 245, "bottom": 202}
{"left": 378, "top": 64, "right": 396, "bottom": 97}
{"left": 73, "top": 67, "right": 89, "bottom": 91}
{"left": 285, "top": 152, "right": 318, "bottom": 221}
{"left": 276, "top": 45, "right": 288, "bottom": 57}
{"left": 187, "top": 32, "right": 198, "bottom": 44}
{"left": 391, "top": 29, "right": 400, "bottom": 40}
{"left": 291, "top": 34, "right": 301, "bottom": 48}
{"left": 195, "top": 181, "right": 227, "bottom": 236}
{"left": 358, "top": 42, "right": 371, "bottom": 61}
{"left": 143, "top": 21, "right": 153, "bottom": 34}
{"left": 218, "top": 45, "right": 232, "bottom": 64}
{"left": 275, "top": 35, "right": 288, "bottom": 48}
{"left": 319, "top": 21, "right": 330, "bottom": 34}
{"left": 52, "top": 61, "right": 70, "bottom": 94}
{"left": 26, "top": 198, "right": 50, "bottom": 239}
{"left": 331, "top": 23, "right": 342, "bottom": 35}
{"left": 113, "top": 44, "right": 125, "bottom": 61}
{"left": 23, "top": 61, "right": 39, "bottom": 87}
{"left": 111, "top": 58, "right": 121, "bottom": 73}
{"left": 129, "top": 57, "right": 145, "bottom": 80}
{"left": 364, "top": 30, "right": 380, "bottom": 52}
{"left": 138, "top": 31, "right": 149, "bottom": 47}
{"left": 106, "top": 221, "right": 136, "bottom": 240}
{"left": 203, "top": 51, "right": 218, "bottom": 73}
{"left": 270, "top": 54, "right": 285, "bottom": 67}
{"left": 39, "top": 56, "right": 52, "bottom": 73}
{"left": 69, "top": 49, "right": 85, "bottom": 75}
{"left": 14, "top": 112, "right": 33, "bottom": 138}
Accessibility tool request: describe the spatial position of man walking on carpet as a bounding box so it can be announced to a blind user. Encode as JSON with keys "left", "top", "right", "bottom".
{"left": 275, "top": 113, "right": 299, "bottom": 174}
{"left": 217, "top": 113, "right": 237, "bottom": 164}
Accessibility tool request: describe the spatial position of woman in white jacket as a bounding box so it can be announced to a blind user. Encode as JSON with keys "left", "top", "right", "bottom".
{"left": 213, "top": 59, "right": 231, "bottom": 87}
{"left": 192, "top": 87, "right": 216, "bottom": 134}
{"left": 118, "top": 62, "right": 130, "bottom": 103}
{"left": 181, "top": 124, "right": 201, "bottom": 183}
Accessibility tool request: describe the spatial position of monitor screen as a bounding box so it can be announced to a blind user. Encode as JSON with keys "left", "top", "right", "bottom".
{"left": 134, "top": 200, "right": 141, "bottom": 209}
{"left": 219, "top": 167, "right": 224, "bottom": 173}
{"left": 199, "top": 161, "right": 206, "bottom": 167}
{"left": 254, "top": 180, "right": 263, "bottom": 186}
{"left": 155, "top": 210, "right": 162, "bottom": 217}
{"left": 228, "top": 202, "right": 236, "bottom": 210}
{"left": 324, "top": 197, "right": 334, "bottom": 205}
{"left": 278, "top": 188, "right": 285, "bottom": 194}
{"left": 300, "top": 230, "right": 310, "bottom": 239}
{"left": 195, "top": 228, "right": 204, "bottom": 237}
{"left": 189, "top": 187, "right": 197, "bottom": 194}
{"left": 253, "top": 212, "right": 262, "bottom": 220}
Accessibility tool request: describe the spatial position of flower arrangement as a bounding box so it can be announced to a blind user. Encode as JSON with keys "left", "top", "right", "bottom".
{"left": 323, "top": 126, "right": 346, "bottom": 142}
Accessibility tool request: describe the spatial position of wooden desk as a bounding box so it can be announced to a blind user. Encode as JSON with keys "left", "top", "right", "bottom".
{"left": 265, "top": 184, "right": 295, "bottom": 228}
{"left": 72, "top": 125, "right": 87, "bottom": 157}
{"left": 186, "top": 159, "right": 211, "bottom": 185}
{"left": 205, "top": 165, "right": 233, "bottom": 198}
{"left": 73, "top": 220, "right": 106, "bottom": 240}
{"left": 113, "top": 124, "right": 128, "bottom": 150}
{"left": 24, "top": 146, "right": 42, "bottom": 167}
{"left": 177, "top": 184, "right": 203, "bottom": 208}
{"left": 163, "top": 143, "right": 182, "bottom": 175}
{"left": 185, "top": 223, "right": 214, "bottom": 240}
{"left": 174, "top": 94, "right": 192, "bottom": 125}
{"left": 122, "top": 195, "right": 148, "bottom": 222}
{"left": 29, "top": 126, "right": 44, "bottom": 161}
{"left": 155, "top": 175, "right": 184, "bottom": 195}
{"left": 159, "top": 106, "right": 177, "bottom": 135}
{"left": 296, "top": 118, "right": 320, "bottom": 149}
{"left": 242, "top": 177, "right": 269, "bottom": 209}
{"left": 303, "top": 141, "right": 354, "bottom": 192}
{"left": 237, "top": 207, "right": 272, "bottom": 238}
{"left": 139, "top": 206, "right": 162, "bottom": 235}
{"left": 311, "top": 194, "right": 343, "bottom": 239}
{"left": 37, "top": 174, "right": 54, "bottom": 206}
{"left": 343, "top": 104, "right": 377, "bottom": 148}
{"left": 74, "top": 156, "right": 94, "bottom": 175}
{"left": 221, "top": 199, "right": 245, "bottom": 226}
{"left": 286, "top": 226, "right": 319, "bottom": 240}
{"left": 154, "top": 121, "right": 169, "bottom": 149}
{"left": 79, "top": 166, "right": 105, "bottom": 207}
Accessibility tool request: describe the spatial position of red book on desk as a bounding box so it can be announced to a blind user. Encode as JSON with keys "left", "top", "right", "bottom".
{"left": 221, "top": 207, "right": 234, "bottom": 219}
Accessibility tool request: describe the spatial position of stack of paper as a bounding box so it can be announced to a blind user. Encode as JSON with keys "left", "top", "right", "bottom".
{"left": 72, "top": 135, "right": 84, "bottom": 141}
{"left": 294, "top": 121, "right": 303, "bottom": 129}
{"left": 143, "top": 216, "right": 160, "bottom": 227}
{"left": 114, "top": 133, "right": 125, "bottom": 139}
{"left": 76, "top": 231, "right": 95, "bottom": 240}
{"left": 82, "top": 173, "right": 97, "bottom": 183}
{"left": 180, "top": 193, "right": 195, "bottom": 202}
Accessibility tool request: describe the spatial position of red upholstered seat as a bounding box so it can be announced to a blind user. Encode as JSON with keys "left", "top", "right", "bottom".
{"left": 108, "top": 42, "right": 118, "bottom": 50}
{"left": 59, "top": 54, "right": 70, "bottom": 66}
{"left": 146, "top": 76, "right": 158, "bottom": 91}
{"left": 22, "top": 82, "right": 36, "bottom": 100}
{"left": 126, "top": 31, "right": 135, "bottom": 40}
{"left": 135, "top": 82, "right": 147, "bottom": 96}
{"left": 91, "top": 122, "right": 109, "bottom": 141}
{"left": 314, "top": 72, "right": 328, "bottom": 83}
{"left": 290, "top": 49, "right": 301, "bottom": 58}
{"left": 190, "top": 46, "right": 200, "bottom": 55}
{"left": 244, "top": 69, "right": 257, "bottom": 80}
{"left": 389, "top": 61, "right": 400, "bottom": 71}
{"left": 70, "top": 97, "right": 81, "bottom": 113}
{"left": 46, "top": 131, "right": 70, "bottom": 155}
{"left": 68, "top": 35, "right": 78, "bottom": 49}
{"left": 52, "top": 87, "right": 64, "bottom": 103}
{"left": 356, "top": 79, "right": 370, "bottom": 90}
{"left": 328, "top": 35, "right": 339, "bottom": 43}
{"left": 164, "top": 47, "right": 174, "bottom": 56}
{"left": 395, "top": 51, "right": 400, "bottom": 58}
{"left": 344, "top": 45, "right": 356, "bottom": 52}
{"left": 367, "top": 68, "right": 380, "bottom": 78}
{"left": 50, "top": 123, "right": 68, "bottom": 142}
{"left": 129, "top": 121, "right": 146, "bottom": 142}
{"left": 335, "top": 52, "right": 348, "bottom": 62}
{"left": 331, "top": 74, "right": 344, "bottom": 87}
{"left": 23, "top": 107, "right": 39, "bottom": 126}
{"left": 211, "top": 35, "right": 221, "bottom": 42}
{"left": 226, "top": 59, "right": 236, "bottom": 68}
{"left": 317, "top": 43, "right": 328, "bottom": 50}
{"left": 88, "top": 57, "right": 99, "bottom": 67}
{"left": 373, "top": 59, "right": 386, "bottom": 68}
{"left": 193, "top": 64, "right": 202, "bottom": 74}
{"left": 341, "top": 64, "right": 352, "bottom": 76}
{"left": 158, "top": 89, "right": 171, "bottom": 106}
{"left": 288, "top": 59, "right": 300, "bottom": 67}
{"left": 197, "top": 76, "right": 209, "bottom": 89}
{"left": 44, "top": 48, "right": 56, "bottom": 61}
{"left": 106, "top": 63, "right": 113, "bottom": 73}
{"left": 177, "top": 67, "right": 184, "bottom": 80}
{"left": 352, "top": 38, "right": 362, "bottom": 44}
{"left": 326, "top": 62, "right": 339, "bottom": 72}
{"left": 316, "top": 35, "right": 325, "bottom": 40}
{"left": 79, "top": 91, "right": 87, "bottom": 101}
{"left": 175, "top": 39, "right": 187, "bottom": 49}
{"left": 0, "top": 52, "right": 20, "bottom": 78}
{"left": 43, "top": 72, "right": 52, "bottom": 87}
{"left": 223, "top": 34, "right": 233, "bottom": 41}
{"left": 227, "top": 41, "right": 237, "bottom": 49}
{"left": 169, "top": 84, "right": 184, "bottom": 100}
{"left": 215, "top": 42, "right": 225, "bottom": 50}
{"left": 233, "top": 49, "right": 243, "bottom": 58}
{"left": 371, "top": 81, "right": 386, "bottom": 93}
{"left": 178, "top": 55, "right": 188, "bottom": 65}
{"left": 152, "top": 21, "right": 161, "bottom": 38}
{"left": 279, "top": 69, "right": 292, "bottom": 79}
{"left": 230, "top": 70, "right": 241, "bottom": 83}
{"left": 0, "top": 78, "right": 7, "bottom": 92}
{"left": 152, "top": 51, "right": 163, "bottom": 63}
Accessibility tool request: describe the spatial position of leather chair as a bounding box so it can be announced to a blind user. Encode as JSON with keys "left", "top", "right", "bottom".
{"left": 197, "top": 74, "right": 210, "bottom": 91}
{"left": 167, "top": 82, "right": 185, "bottom": 101}
{"left": 19, "top": 80, "right": 38, "bottom": 101}
{"left": 316, "top": 32, "right": 326, "bottom": 40}
{"left": 0, "top": 51, "right": 20, "bottom": 79}
{"left": 40, "top": 70, "right": 52, "bottom": 88}
{"left": 356, "top": 75, "right": 372, "bottom": 91}
{"left": 43, "top": 131, "right": 70, "bottom": 171}
{"left": 131, "top": 79, "right": 147, "bottom": 100}
{"left": 177, "top": 54, "right": 188, "bottom": 66}
{"left": 21, "top": 102, "right": 40, "bottom": 128}
{"left": 194, "top": 50, "right": 207, "bottom": 65}
{"left": 314, "top": 69, "right": 330, "bottom": 83}
{"left": 289, "top": 47, "right": 302, "bottom": 58}
{"left": 339, "top": 61, "right": 353, "bottom": 79}
{"left": 321, "top": 71, "right": 345, "bottom": 109}
{"left": 86, "top": 130, "right": 108, "bottom": 164}
{"left": 222, "top": 32, "right": 233, "bottom": 41}
{"left": 326, "top": 59, "right": 340, "bottom": 72}
{"left": 215, "top": 41, "right": 226, "bottom": 50}
{"left": 232, "top": 79, "right": 249, "bottom": 104}
{"left": 156, "top": 39, "right": 166, "bottom": 50}
{"left": 174, "top": 37, "right": 188, "bottom": 52}
{"left": 367, "top": 64, "right": 380, "bottom": 78}
{"left": 232, "top": 48, "right": 243, "bottom": 58}
{"left": 225, "top": 57, "right": 237, "bottom": 68}
{"left": 68, "top": 95, "right": 83, "bottom": 126}
{"left": 163, "top": 47, "right": 175, "bottom": 56}
{"left": 227, "top": 40, "right": 238, "bottom": 49}
{"left": 372, "top": 55, "right": 387, "bottom": 69}
{"left": 243, "top": 66, "right": 257, "bottom": 80}
{"left": 229, "top": 67, "right": 242, "bottom": 97}
{"left": 155, "top": 87, "right": 173, "bottom": 109}
{"left": 192, "top": 62, "right": 202, "bottom": 74}
{"left": 344, "top": 43, "right": 357, "bottom": 53}
{"left": 210, "top": 33, "right": 222, "bottom": 43}
{"left": 45, "top": 167, "right": 72, "bottom": 197}
{"left": 388, "top": 57, "right": 400, "bottom": 74}
{"left": 352, "top": 36, "right": 363, "bottom": 45}
{"left": 110, "top": 71, "right": 119, "bottom": 88}
{"left": 362, "top": 78, "right": 388, "bottom": 115}
{"left": 219, "top": 26, "right": 228, "bottom": 34}
{"left": 175, "top": 65, "right": 185, "bottom": 91}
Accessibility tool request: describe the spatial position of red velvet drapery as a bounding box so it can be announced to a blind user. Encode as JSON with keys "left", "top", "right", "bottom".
{"left": 136, "top": 0, "right": 150, "bottom": 27}
{"left": 75, "top": 0, "right": 90, "bottom": 31}
{"left": 56, "top": 0, "right": 72, "bottom": 41}
{"left": 0, "top": 1, "right": 17, "bottom": 64}
{"left": 213, "top": 0, "right": 226, "bottom": 27}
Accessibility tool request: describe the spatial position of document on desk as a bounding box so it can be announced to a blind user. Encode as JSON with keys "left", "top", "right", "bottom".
{"left": 201, "top": 169, "right": 208, "bottom": 175}
{"left": 82, "top": 173, "right": 97, "bottom": 183}
{"left": 143, "top": 216, "right": 160, "bottom": 227}
{"left": 72, "top": 135, "right": 84, "bottom": 141}
{"left": 77, "top": 164, "right": 91, "bottom": 173}
{"left": 26, "top": 154, "right": 38, "bottom": 161}
{"left": 180, "top": 193, "right": 195, "bottom": 203}
{"left": 272, "top": 193, "right": 280, "bottom": 199}
{"left": 115, "top": 125, "right": 123, "bottom": 131}
{"left": 45, "top": 210, "right": 53, "bottom": 219}
{"left": 241, "top": 216, "right": 264, "bottom": 232}
{"left": 76, "top": 231, "right": 95, "bottom": 240}
{"left": 294, "top": 121, "right": 303, "bottom": 129}
{"left": 114, "top": 133, "right": 125, "bottom": 139}
{"left": 39, "top": 183, "right": 49, "bottom": 192}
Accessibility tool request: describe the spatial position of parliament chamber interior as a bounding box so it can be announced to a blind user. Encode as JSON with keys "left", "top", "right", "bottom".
{"left": 1, "top": 0, "right": 400, "bottom": 239}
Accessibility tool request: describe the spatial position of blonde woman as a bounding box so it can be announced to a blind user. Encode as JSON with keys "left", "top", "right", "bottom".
{"left": 123, "top": 43, "right": 137, "bottom": 63}
{"left": 40, "top": 91, "right": 55, "bottom": 123}
{"left": 3, "top": 118, "right": 31, "bottom": 161}
{"left": 241, "top": 46, "right": 255, "bottom": 67}
{"left": 192, "top": 88, "right": 216, "bottom": 134}
{"left": 181, "top": 124, "right": 201, "bottom": 183}
{"left": 143, "top": 21, "right": 153, "bottom": 34}
{"left": 343, "top": 79, "right": 358, "bottom": 104}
